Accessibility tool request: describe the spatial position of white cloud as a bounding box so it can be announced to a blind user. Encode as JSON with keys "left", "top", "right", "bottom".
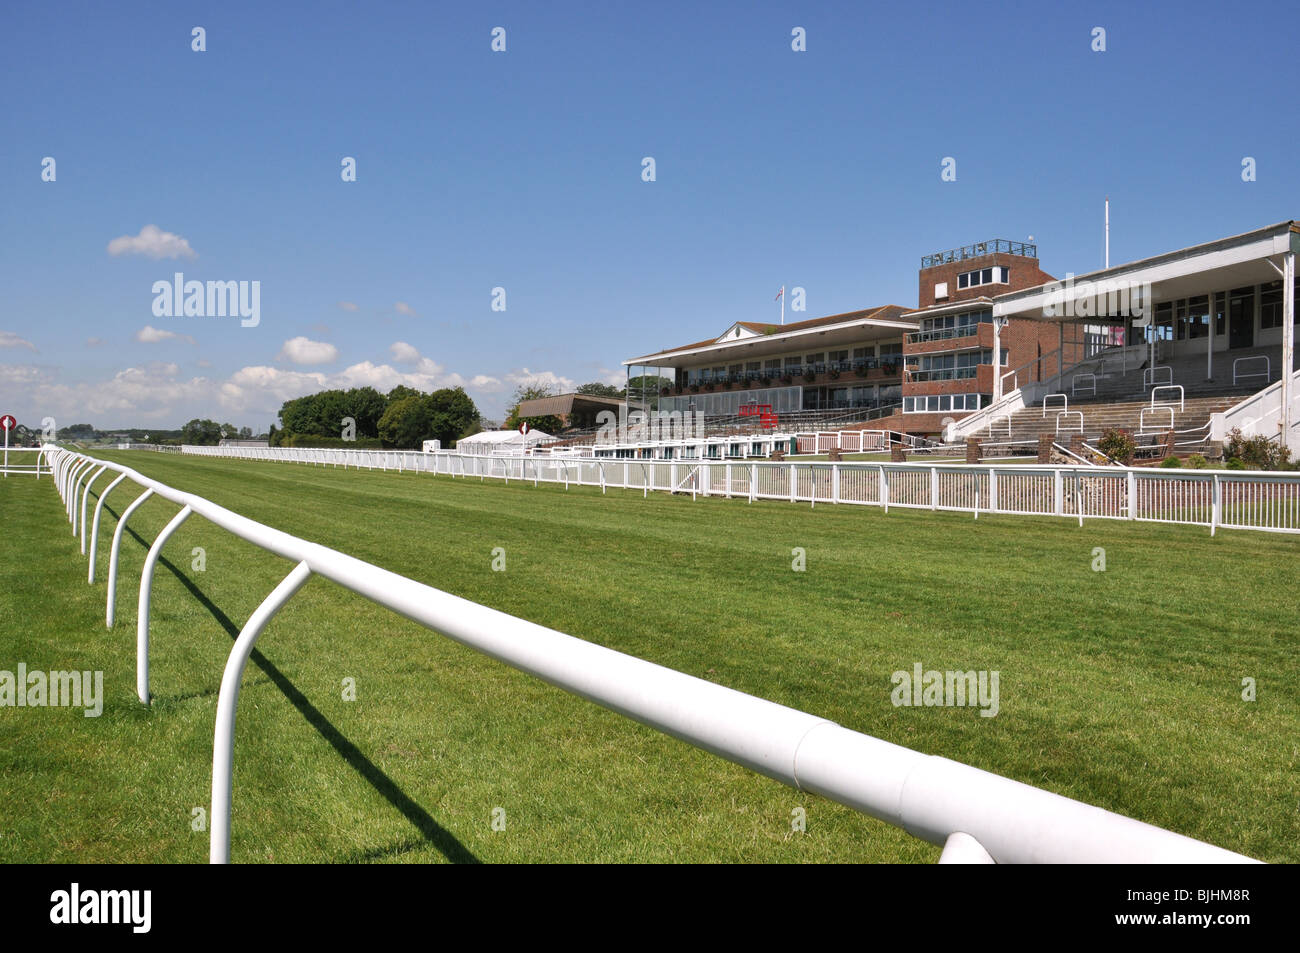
{"left": 505, "top": 367, "right": 576, "bottom": 395}
{"left": 389, "top": 341, "right": 421, "bottom": 364}
{"left": 0, "top": 331, "right": 36, "bottom": 351}
{"left": 135, "top": 325, "right": 196, "bottom": 345}
{"left": 0, "top": 361, "right": 212, "bottom": 422}
{"left": 394, "top": 301, "right": 418, "bottom": 316}
{"left": 277, "top": 336, "right": 339, "bottom": 366}
{"left": 107, "top": 224, "right": 197, "bottom": 260}
{"left": 337, "top": 301, "right": 359, "bottom": 312}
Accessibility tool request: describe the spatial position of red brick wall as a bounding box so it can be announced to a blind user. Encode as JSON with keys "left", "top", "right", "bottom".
{"left": 918, "top": 253, "right": 1056, "bottom": 309}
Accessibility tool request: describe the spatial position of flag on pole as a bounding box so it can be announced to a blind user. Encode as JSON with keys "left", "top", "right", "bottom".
{"left": 774, "top": 287, "right": 784, "bottom": 301}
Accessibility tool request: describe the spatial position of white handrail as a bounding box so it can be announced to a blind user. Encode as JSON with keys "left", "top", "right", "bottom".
{"left": 1150, "top": 385, "right": 1185, "bottom": 413}
{"left": 1142, "top": 365, "right": 1173, "bottom": 388}
{"left": 1055, "top": 410, "right": 1083, "bottom": 434}
{"left": 1042, "top": 393, "right": 1067, "bottom": 417}
{"left": 41, "top": 445, "right": 1262, "bottom": 864}
{"left": 1233, "top": 355, "right": 1270, "bottom": 386}
{"left": 1140, "top": 406, "right": 1175, "bottom": 433}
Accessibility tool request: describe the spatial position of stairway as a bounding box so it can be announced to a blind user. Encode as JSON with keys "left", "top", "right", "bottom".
{"left": 988, "top": 395, "right": 1241, "bottom": 445}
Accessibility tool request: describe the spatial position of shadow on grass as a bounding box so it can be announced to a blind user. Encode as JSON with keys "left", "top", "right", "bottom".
{"left": 103, "top": 500, "right": 480, "bottom": 864}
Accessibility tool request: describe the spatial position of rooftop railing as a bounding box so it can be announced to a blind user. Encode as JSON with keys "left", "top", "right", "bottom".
{"left": 921, "top": 240, "right": 1037, "bottom": 268}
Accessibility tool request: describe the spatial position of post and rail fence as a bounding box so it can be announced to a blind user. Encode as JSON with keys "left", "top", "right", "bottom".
{"left": 176, "top": 443, "right": 1300, "bottom": 535}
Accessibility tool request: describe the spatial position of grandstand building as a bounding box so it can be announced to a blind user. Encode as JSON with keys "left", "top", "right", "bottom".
{"left": 623, "top": 221, "right": 1299, "bottom": 447}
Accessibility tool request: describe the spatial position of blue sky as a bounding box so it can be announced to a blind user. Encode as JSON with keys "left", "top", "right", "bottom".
{"left": 2, "top": 0, "right": 1297, "bottom": 430}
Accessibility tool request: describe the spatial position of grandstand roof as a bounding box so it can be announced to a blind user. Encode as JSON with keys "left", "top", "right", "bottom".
{"left": 516, "top": 393, "right": 623, "bottom": 418}
{"left": 623, "top": 304, "right": 915, "bottom": 367}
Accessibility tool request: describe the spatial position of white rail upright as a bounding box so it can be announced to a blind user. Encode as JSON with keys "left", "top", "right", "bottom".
{"left": 40, "top": 447, "right": 1264, "bottom": 864}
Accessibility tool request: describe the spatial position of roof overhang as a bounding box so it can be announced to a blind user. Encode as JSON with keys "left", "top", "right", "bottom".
{"left": 994, "top": 221, "right": 1300, "bottom": 321}
{"left": 623, "top": 316, "right": 918, "bottom": 368}
{"left": 517, "top": 393, "right": 624, "bottom": 417}
{"left": 901, "top": 297, "right": 995, "bottom": 320}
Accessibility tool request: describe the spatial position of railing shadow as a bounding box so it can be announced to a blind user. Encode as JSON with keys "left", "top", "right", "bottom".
{"left": 100, "top": 499, "right": 480, "bottom": 864}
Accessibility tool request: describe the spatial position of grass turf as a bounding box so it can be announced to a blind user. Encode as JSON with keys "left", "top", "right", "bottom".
{"left": 1, "top": 450, "right": 1296, "bottom": 863}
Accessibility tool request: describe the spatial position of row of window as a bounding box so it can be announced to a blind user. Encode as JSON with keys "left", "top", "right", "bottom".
{"left": 1145, "top": 283, "right": 1300, "bottom": 341}
{"left": 903, "top": 394, "right": 990, "bottom": 413}
{"left": 917, "top": 349, "right": 1008, "bottom": 371}
{"left": 957, "top": 266, "right": 1010, "bottom": 290}
{"left": 911, "top": 308, "right": 993, "bottom": 342}
{"left": 683, "top": 343, "right": 905, "bottom": 384}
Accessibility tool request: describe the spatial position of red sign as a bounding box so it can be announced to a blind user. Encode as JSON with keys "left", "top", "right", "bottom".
{"left": 0, "top": 415, "right": 15, "bottom": 431}
{"left": 518, "top": 421, "right": 529, "bottom": 435}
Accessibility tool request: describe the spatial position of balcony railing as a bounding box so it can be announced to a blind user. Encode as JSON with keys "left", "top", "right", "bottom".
{"left": 685, "top": 359, "right": 903, "bottom": 388}
{"left": 905, "top": 325, "right": 986, "bottom": 345}
{"left": 906, "top": 366, "right": 981, "bottom": 382}
{"left": 921, "top": 239, "right": 1037, "bottom": 268}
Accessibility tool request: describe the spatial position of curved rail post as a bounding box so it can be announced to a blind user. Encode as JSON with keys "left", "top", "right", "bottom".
{"left": 938, "top": 831, "right": 996, "bottom": 864}
{"left": 107, "top": 488, "right": 155, "bottom": 628}
{"left": 136, "top": 505, "right": 193, "bottom": 704}
{"left": 79, "top": 466, "right": 108, "bottom": 554}
{"left": 88, "top": 473, "right": 128, "bottom": 582}
{"left": 66, "top": 457, "right": 90, "bottom": 518}
{"left": 68, "top": 459, "right": 93, "bottom": 525}
{"left": 210, "top": 561, "right": 313, "bottom": 863}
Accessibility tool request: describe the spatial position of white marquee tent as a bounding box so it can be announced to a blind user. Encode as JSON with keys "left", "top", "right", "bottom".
{"left": 454, "top": 429, "right": 553, "bottom": 455}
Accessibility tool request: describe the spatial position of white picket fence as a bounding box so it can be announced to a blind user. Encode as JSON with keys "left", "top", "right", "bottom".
{"left": 177, "top": 444, "right": 1300, "bottom": 535}
{"left": 37, "top": 445, "right": 1259, "bottom": 864}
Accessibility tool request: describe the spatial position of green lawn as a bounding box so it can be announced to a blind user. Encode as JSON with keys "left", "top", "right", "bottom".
{"left": 1, "top": 451, "right": 1296, "bottom": 863}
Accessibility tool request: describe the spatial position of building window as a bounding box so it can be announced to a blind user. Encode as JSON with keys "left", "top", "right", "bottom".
{"left": 957, "top": 266, "right": 1009, "bottom": 290}
{"left": 1261, "top": 281, "right": 1283, "bottom": 330}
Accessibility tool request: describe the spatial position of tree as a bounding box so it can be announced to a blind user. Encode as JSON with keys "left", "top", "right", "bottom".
{"left": 426, "top": 387, "right": 480, "bottom": 445}
{"left": 377, "top": 388, "right": 481, "bottom": 448}
{"left": 575, "top": 382, "right": 621, "bottom": 398}
{"left": 181, "top": 418, "right": 223, "bottom": 445}
{"left": 378, "top": 396, "right": 434, "bottom": 449}
{"left": 504, "top": 383, "right": 563, "bottom": 434}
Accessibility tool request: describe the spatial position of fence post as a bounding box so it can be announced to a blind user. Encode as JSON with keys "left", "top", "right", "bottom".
{"left": 988, "top": 468, "right": 997, "bottom": 512}
{"left": 1054, "top": 469, "right": 1064, "bottom": 516}
{"left": 832, "top": 463, "right": 840, "bottom": 504}
{"left": 1127, "top": 469, "right": 1137, "bottom": 520}
{"left": 1211, "top": 474, "right": 1220, "bottom": 536}
{"left": 106, "top": 488, "right": 155, "bottom": 628}
{"left": 210, "top": 561, "right": 313, "bottom": 864}
{"left": 930, "top": 467, "right": 938, "bottom": 511}
{"left": 79, "top": 466, "right": 108, "bottom": 552}
{"left": 789, "top": 463, "right": 796, "bottom": 502}
{"left": 136, "top": 505, "right": 193, "bottom": 705}
{"left": 88, "top": 472, "right": 128, "bottom": 582}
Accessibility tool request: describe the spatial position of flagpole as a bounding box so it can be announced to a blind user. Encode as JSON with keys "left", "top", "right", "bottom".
{"left": 781, "top": 285, "right": 785, "bottom": 326}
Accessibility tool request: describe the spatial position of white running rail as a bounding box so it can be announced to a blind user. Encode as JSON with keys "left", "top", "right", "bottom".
{"left": 1, "top": 446, "right": 48, "bottom": 477}
{"left": 39, "top": 445, "right": 1264, "bottom": 865}
{"left": 172, "top": 443, "right": 1300, "bottom": 535}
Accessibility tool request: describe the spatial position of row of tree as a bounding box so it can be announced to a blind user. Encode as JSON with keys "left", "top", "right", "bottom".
{"left": 181, "top": 420, "right": 255, "bottom": 445}
{"left": 272, "top": 385, "right": 481, "bottom": 449}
